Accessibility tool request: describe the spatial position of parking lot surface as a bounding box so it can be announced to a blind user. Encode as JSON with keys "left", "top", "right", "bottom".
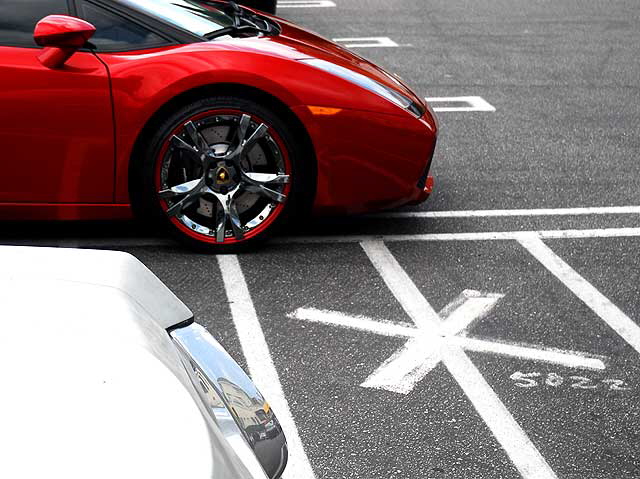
{"left": 4, "top": 0, "right": 640, "bottom": 478}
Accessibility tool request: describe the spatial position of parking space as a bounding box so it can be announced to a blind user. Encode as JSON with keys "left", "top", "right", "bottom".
{"left": 226, "top": 232, "right": 640, "bottom": 479}
{"left": 389, "top": 237, "right": 640, "bottom": 478}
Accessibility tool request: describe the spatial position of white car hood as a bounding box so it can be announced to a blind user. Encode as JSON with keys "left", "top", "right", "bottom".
{"left": 0, "top": 246, "right": 193, "bottom": 330}
{"left": 0, "top": 247, "right": 256, "bottom": 479}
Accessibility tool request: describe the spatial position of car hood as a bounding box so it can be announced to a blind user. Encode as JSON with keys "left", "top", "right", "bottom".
{"left": 0, "top": 247, "right": 255, "bottom": 479}
{"left": 0, "top": 246, "right": 192, "bottom": 329}
{"left": 212, "top": 19, "right": 425, "bottom": 108}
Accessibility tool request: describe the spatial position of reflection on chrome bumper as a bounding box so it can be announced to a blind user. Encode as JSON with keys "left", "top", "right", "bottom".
{"left": 170, "top": 323, "right": 288, "bottom": 479}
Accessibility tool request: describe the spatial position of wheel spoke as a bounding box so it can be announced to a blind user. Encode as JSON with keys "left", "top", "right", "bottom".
{"left": 241, "top": 170, "right": 289, "bottom": 203}
{"left": 235, "top": 114, "right": 251, "bottom": 145}
{"left": 184, "top": 121, "right": 211, "bottom": 154}
{"left": 170, "top": 134, "right": 205, "bottom": 168}
{"left": 227, "top": 120, "right": 268, "bottom": 160}
{"left": 244, "top": 183, "right": 287, "bottom": 203}
{"left": 214, "top": 203, "right": 227, "bottom": 243}
{"left": 212, "top": 188, "right": 244, "bottom": 242}
{"left": 244, "top": 172, "right": 290, "bottom": 185}
{"left": 165, "top": 182, "right": 205, "bottom": 217}
{"left": 171, "top": 135, "right": 197, "bottom": 153}
{"left": 243, "top": 123, "right": 268, "bottom": 152}
{"left": 228, "top": 200, "right": 244, "bottom": 240}
{"left": 158, "top": 178, "right": 201, "bottom": 199}
{"left": 166, "top": 195, "right": 199, "bottom": 217}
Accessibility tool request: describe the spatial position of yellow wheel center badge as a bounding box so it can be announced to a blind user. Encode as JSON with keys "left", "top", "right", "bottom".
{"left": 216, "top": 167, "right": 231, "bottom": 185}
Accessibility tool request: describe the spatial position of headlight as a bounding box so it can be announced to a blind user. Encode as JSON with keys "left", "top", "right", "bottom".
{"left": 299, "top": 58, "right": 424, "bottom": 117}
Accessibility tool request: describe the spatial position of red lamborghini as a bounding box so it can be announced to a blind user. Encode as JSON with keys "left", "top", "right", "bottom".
{"left": 0, "top": 0, "right": 437, "bottom": 251}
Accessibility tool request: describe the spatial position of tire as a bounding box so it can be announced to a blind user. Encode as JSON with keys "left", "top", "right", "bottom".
{"left": 131, "top": 95, "right": 308, "bottom": 253}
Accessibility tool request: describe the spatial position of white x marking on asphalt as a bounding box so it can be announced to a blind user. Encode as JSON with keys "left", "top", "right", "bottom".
{"left": 289, "top": 289, "right": 604, "bottom": 394}
{"left": 285, "top": 240, "right": 610, "bottom": 479}
{"left": 363, "top": 289, "right": 503, "bottom": 394}
{"left": 288, "top": 241, "right": 606, "bottom": 395}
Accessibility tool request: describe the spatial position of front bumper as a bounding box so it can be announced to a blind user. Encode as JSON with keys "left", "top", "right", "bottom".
{"left": 293, "top": 105, "right": 437, "bottom": 215}
{"left": 408, "top": 175, "right": 434, "bottom": 205}
{"left": 170, "top": 323, "right": 288, "bottom": 479}
{"left": 407, "top": 127, "right": 437, "bottom": 205}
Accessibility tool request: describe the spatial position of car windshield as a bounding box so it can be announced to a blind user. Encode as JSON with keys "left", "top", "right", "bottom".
{"left": 119, "top": 0, "right": 235, "bottom": 37}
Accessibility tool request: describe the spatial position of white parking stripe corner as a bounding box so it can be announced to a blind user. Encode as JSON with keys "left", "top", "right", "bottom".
{"left": 426, "top": 96, "right": 496, "bottom": 112}
{"left": 332, "top": 37, "right": 399, "bottom": 48}
{"left": 217, "top": 255, "right": 317, "bottom": 479}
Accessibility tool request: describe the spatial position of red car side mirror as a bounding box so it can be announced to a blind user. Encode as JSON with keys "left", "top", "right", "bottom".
{"left": 34, "top": 15, "right": 96, "bottom": 69}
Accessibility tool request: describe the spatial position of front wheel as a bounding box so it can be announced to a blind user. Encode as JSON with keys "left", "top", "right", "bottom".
{"left": 133, "top": 96, "right": 306, "bottom": 252}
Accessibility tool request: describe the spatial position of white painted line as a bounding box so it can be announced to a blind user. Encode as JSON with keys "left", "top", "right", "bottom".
{"left": 363, "top": 240, "right": 441, "bottom": 330}
{"left": 444, "top": 349, "right": 556, "bottom": 479}
{"left": 217, "top": 255, "right": 316, "bottom": 479}
{"left": 24, "top": 225, "right": 640, "bottom": 249}
{"left": 290, "top": 307, "right": 605, "bottom": 373}
{"left": 440, "top": 289, "right": 504, "bottom": 335}
{"left": 361, "top": 336, "right": 441, "bottom": 394}
{"left": 277, "top": 227, "right": 640, "bottom": 244}
{"left": 454, "top": 337, "right": 606, "bottom": 371}
{"left": 288, "top": 307, "right": 416, "bottom": 337}
{"left": 292, "top": 295, "right": 604, "bottom": 383}
{"left": 332, "top": 36, "right": 399, "bottom": 48}
{"left": 446, "top": 350, "right": 557, "bottom": 479}
{"left": 6, "top": 206, "right": 640, "bottom": 249}
{"left": 10, "top": 225, "right": 640, "bottom": 250}
{"left": 426, "top": 96, "right": 496, "bottom": 112}
{"left": 279, "top": 0, "right": 336, "bottom": 6}
{"left": 519, "top": 236, "right": 640, "bottom": 360}
{"left": 534, "top": 227, "right": 640, "bottom": 240}
{"left": 361, "top": 241, "right": 558, "bottom": 479}
{"left": 375, "top": 205, "right": 640, "bottom": 219}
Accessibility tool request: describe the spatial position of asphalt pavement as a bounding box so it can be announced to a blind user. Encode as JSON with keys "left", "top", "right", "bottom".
{"left": 3, "top": 0, "right": 640, "bottom": 478}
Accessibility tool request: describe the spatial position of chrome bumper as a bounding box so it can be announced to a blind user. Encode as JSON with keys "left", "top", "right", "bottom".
{"left": 170, "top": 323, "right": 288, "bottom": 479}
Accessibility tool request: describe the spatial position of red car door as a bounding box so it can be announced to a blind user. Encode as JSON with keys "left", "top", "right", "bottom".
{"left": 0, "top": 0, "right": 114, "bottom": 204}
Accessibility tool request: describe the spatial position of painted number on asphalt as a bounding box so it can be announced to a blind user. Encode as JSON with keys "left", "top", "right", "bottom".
{"left": 510, "top": 371, "right": 632, "bottom": 391}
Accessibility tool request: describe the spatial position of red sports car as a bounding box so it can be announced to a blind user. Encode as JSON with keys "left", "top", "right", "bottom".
{"left": 0, "top": 0, "right": 437, "bottom": 251}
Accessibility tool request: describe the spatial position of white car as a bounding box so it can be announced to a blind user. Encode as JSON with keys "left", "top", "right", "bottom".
{"left": 0, "top": 246, "right": 287, "bottom": 479}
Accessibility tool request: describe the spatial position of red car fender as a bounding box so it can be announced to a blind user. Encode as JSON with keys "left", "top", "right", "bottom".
{"left": 101, "top": 48, "right": 304, "bottom": 203}
{"left": 101, "top": 43, "right": 416, "bottom": 205}
{"left": 100, "top": 39, "right": 436, "bottom": 211}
